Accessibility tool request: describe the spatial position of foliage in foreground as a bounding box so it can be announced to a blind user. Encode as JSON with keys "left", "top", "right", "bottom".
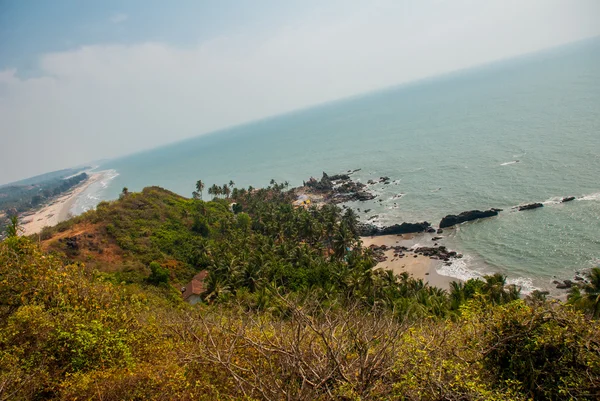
{"left": 1, "top": 238, "right": 599, "bottom": 399}
{"left": 2, "top": 185, "right": 600, "bottom": 399}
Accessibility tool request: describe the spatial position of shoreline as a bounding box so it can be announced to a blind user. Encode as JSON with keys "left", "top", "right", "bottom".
{"left": 361, "top": 234, "right": 459, "bottom": 290}
{"left": 20, "top": 172, "right": 103, "bottom": 236}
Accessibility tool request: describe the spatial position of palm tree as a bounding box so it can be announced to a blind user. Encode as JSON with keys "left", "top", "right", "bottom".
{"left": 228, "top": 180, "right": 235, "bottom": 188}
{"left": 209, "top": 184, "right": 220, "bottom": 199}
{"left": 195, "top": 180, "right": 205, "bottom": 199}
{"left": 222, "top": 184, "right": 231, "bottom": 198}
{"left": 569, "top": 267, "right": 600, "bottom": 318}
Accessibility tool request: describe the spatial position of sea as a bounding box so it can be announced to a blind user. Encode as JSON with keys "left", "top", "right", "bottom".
{"left": 71, "top": 37, "right": 600, "bottom": 294}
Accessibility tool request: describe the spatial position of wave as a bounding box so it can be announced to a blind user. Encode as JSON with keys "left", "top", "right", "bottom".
{"left": 435, "top": 255, "right": 538, "bottom": 294}
{"left": 542, "top": 196, "right": 564, "bottom": 205}
{"left": 506, "top": 276, "right": 538, "bottom": 295}
{"left": 435, "top": 255, "right": 482, "bottom": 282}
{"left": 500, "top": 160, "right": 519, "bottom": 166}
{"left": 578, "top": 192, "right": 600, "bottom": 202}
{"left": 539, "top": 191, "right": 600, "bottom": 204}
{"left": 69, "top": 169, "right": 119, "bottom": 215}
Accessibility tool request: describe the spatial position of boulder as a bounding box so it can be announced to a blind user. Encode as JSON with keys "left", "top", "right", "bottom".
{"left": 556, "top": 280, "right": 574, "bottom": 289}
{"left": 329, "top": 173, "right": 351, "bottom": 181}
{"left": 358, "top": 221, "right": 432, "bottom": 236}
{"left": 561, "top": 196, "right": 576, "bottom": 203}
{"left": 437, "top": 228, "right": 444, "bottom": 234}
{"left": 516, "top": 203, "right": 543, "bottom": 211}
{"left": 439, "top": 208, "right": 502, "bottom": 228}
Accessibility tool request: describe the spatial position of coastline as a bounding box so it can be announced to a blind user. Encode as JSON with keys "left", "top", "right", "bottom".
{"left": 20, "top": 172, "right": 103, "bottom": 236}
{"left": 361, "top": 234, "right": 459, "bottom": 290}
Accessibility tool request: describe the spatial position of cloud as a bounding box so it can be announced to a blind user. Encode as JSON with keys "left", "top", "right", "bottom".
{"left": 0, "top": 0, "right": 599, "bottom": 183}
{"left": 109, "top": 13, "right": 128, "bottom": 24}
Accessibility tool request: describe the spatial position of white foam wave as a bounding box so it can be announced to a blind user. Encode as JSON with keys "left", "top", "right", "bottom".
{"left": 98, "top": 169, "right": 119, "bottom": 189}
{"left": 435, "top": 255, "right": 483, "bottom": 282}
{"left": 506, "top": 276, "right": 538, "bottom": 295}
{"left": 435, "top": 255, "right": 538, "bottom": 294}
{"left": 542, "top": 196, "right": 563, "bottom": 205}
{"left": 578, "top": 192, "right": 600, "bottom": 201}
{"left": 70, "top": 169, "right": 119, "bottom": 215}
{"left": 500, "top": 160, "right": 519, "bottom": 166}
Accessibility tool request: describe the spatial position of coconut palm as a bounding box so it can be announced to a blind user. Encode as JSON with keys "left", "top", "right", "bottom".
{"left": 195, "top": 180, "right": 205, "bottom": 199}
{"left": 569, "top": 267, "right": 600, "bottom": 318}
{"left": 222, "top": 184, "right": 231, "bottom": 198}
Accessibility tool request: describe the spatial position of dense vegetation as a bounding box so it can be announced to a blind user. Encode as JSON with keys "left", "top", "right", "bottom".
{"left": 1, "top": 183, "right": 599, "bottom": 400}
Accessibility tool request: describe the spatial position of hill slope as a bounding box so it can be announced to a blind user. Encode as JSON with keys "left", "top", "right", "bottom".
{"left": 0, "top": 184, "right": 598, "bottom": 400}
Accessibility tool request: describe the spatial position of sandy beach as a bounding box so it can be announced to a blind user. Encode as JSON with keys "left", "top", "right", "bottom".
{"left": 361, "top": 234, "right": 458, "bottom": 290}
{"left": 20, "top": 173, "right": 102, "bottom": 236}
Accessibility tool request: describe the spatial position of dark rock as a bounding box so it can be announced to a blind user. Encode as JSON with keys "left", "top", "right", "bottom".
{"left": 426, "top": 227, "right": 436, "bottom": 233}
{"left": 516, "top": 203, "right": 543, "bottom": 211}
{"left": 439, "top": 208, "right": 502, "bottom": 228}
{"left": 364, "top": 209, "right": 371, "bottom": 213}
{"left": 437, "top": 228, "right": 443, "bottom": 234}
{"left": 574, "top": 275, "right": 584, "bottom": 281}
{"left": 356, "top": 191, "right": 376, "bottom": 201}
{"left": 432, "top": 236, "right": 443, "bottom": 241}
{"left": 367, "top": 180, "right": 375, "bottom": 185}
{"left": 562, "top": 196, "right": 576, "bottom": 203}
{"left": 556, "top": 280, "right": 574, "bottom": 289}
{"left": 358, "top": 221, "right": 432, "bottom": 236}
{"left": 552, "top": 280, "right": 561, "bottom": 285}
{"left": 329, "top": 173, "right": 351, "bottom": 181}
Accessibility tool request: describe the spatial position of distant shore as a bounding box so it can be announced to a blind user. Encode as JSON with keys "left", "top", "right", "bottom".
{"left": 361, "top": 234, "right": 458, "bottom": 290}
{"left": 20, "top": 172, "right": 103, "bottom": 236}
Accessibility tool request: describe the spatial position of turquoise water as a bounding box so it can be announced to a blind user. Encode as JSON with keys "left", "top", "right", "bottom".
{"left": 74, "top": 38, "right": 600, "bottom": 292}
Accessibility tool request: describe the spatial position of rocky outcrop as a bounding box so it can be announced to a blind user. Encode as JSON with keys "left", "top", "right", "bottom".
{"left": 439, "top": 209, "right": 502, "bottom": 228}
{"left": 516, "top": 203, "right": 543, "bottom": 211}
{"left": 329, "top": 173, "right": 351, "bottom": 181}
{"left": 359, "top": 221, "right": 431, "bottom": 236}
{"left": 561, "top": 196, "right": 576, "bottom": 203}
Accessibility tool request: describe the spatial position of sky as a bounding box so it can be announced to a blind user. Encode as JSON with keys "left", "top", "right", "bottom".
{"left": 1, "top": 0, "right": 599, "bottom": 185}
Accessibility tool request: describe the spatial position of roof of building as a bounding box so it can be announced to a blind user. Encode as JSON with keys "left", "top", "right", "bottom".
{"left": 182, "top": 270, "right": 208, "bottom": 301}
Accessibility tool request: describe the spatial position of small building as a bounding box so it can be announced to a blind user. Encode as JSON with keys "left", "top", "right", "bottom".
{"left": 181, "top": 271, "right": 208, "bottom": 304}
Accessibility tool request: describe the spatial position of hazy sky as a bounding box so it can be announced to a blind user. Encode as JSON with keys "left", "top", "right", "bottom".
{"left": 1, "top": 0, "right": 599, "bottom": 184}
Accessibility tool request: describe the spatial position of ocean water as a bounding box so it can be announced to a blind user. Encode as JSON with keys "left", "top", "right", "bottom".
{"left": 74, "top": 38, "right": 600, "bottom": 293}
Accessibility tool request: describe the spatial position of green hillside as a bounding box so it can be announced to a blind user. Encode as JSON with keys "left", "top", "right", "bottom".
{"left": 1, "top": 183, "right": 599, "bottom": 400}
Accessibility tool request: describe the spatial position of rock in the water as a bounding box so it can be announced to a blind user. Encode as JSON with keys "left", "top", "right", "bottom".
{"left": 562, "top": 196, "right": 576, "bottom": 203}
{"left": 439, "top": 209, "right": 502, "bottom": 228}
{"left": 329, "top": 173, "right": 351, "bottom": 181}
{"left": 437, "top": 228, "right": 443, "bottom": 234}
{"left": 556, "top": 280, "right": 574, "bottom": 289}
{"left": 516, "top": 203, "right": 543, "bottom": 211}
{"left": 358, "top": 221, "right": 432, "bottom": 236}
